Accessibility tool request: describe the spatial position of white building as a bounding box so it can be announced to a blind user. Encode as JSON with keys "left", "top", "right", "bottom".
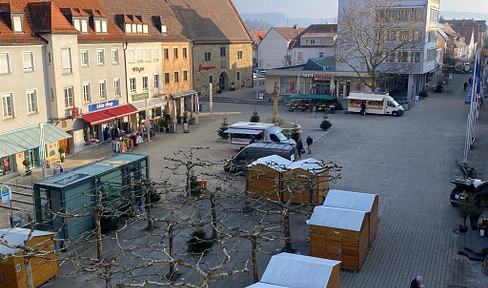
{"left": 289, "top": 24, "right": 337, "bottom": 66}
{"left": 258, "top": 26, "right": 305, "bottom": 69}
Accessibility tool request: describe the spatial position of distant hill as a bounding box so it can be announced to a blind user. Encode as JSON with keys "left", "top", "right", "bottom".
{"left": 441, "top": 11, "right": 488, "bottom": 22}
{"left": 241, "top": 12, "right": 336, "bottom": 29}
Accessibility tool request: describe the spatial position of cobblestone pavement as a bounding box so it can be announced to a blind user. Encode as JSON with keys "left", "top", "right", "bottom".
{"left": 4, "top": 72, "right": 488, "bottom": 287}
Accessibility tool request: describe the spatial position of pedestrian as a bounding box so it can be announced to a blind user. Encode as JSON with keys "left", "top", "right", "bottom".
{"left": 410, "top": 276, "right": 424, "bottom": 288}
{"left": 306, "top": 136, "right": 313, "bottom": 154}
{"left": 360, "top": 101, "right": 366, "bottom": 116}
{"left": 296, "top": 137, "right": 304, "bottom": 159}
{"left": 464, "top": 82, "right": 468, "bottom": 92}
{"left": 312, "top": 105, "right": 317, "bottom": 118}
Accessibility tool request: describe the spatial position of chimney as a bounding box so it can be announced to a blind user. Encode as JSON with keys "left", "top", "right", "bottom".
{"left": 293, "top": 24, "right": 298, "bottom": 30}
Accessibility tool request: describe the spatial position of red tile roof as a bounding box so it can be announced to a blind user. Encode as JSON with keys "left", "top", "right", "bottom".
{"left": 98, "top": 0, "right": 188, "bottom": 42}
{"left": 28, "top": 2, "right": 78, "bottom": 34}
{"left": 168, "top": 0, "right": 252, "bottom": 43}
{"left": 453, "top": 26, "right": 474, "bottom": 46}
{"left": 0, "top": 1, "right": 46, "bottom": 44}
{"left": 251, "top": 30, "right": 267, "bottom": 44}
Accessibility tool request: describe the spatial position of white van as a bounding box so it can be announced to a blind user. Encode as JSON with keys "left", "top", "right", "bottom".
{"left": 347, "top": 92, "right": 404, "bottom": 116}
{"left": 224, "top": 122, "right": 295, "bottom": 148}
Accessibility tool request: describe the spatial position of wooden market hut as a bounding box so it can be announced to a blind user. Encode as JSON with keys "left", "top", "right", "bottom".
{"left": 0, "top": 228, "right": 58, "bottom": 288}
{"left": 307, "top": 206, "right": 369, "bottom": 271}
{"left": 282, "top": 158, "right": 330, "bottom": 205}
{"left": 322, "top": 190, "right": 379, "bottom": 247}
{"left": 245, "top": 252, "right": 341, "bottom": 288}
{"left": 247, "top": 155, "right": 291, "bottom": 202}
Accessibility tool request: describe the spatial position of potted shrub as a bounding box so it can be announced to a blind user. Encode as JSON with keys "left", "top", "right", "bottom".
{"left": 22, "top": 159, "right": 31, "bottom": 175}
{"left": 250, "top": 110, "right": 260, "bottom": 122}
{"left": 58, "top": 147, "right": 66, "bottom": 162}
{"left": 187, "top": 228, "right": 214, "bottom": 254}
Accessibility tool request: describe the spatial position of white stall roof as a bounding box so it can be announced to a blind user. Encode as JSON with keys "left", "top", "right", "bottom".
{"left": 260, "top": 252, "right": 340, "bottom": 288}
{"left": 307, "top": 206, "right": 367, "bottom": 231}
{"left": 287, "top": 158, "right": 327, "bottom": 173}
{"left": 248, "top": 155, "right": 292, "bottom": 172}
{"left": 246, "top": 283, "right": 287, "bottom": 288}
{"left": 0, "top": 228, "right": 55, "bottom": 255}
{"left": 323, "top": 189, "right": 378, "bottom": 212}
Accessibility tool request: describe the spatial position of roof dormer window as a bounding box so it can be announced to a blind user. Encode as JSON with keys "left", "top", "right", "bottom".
{"left": 136, "top": 24, "right": 142, "bottom": 33}
{"left": 125, "top": 23, "right": 132, "bottom": 33}
{"left": 143, "top": 24, "right": 148, "bottom": 34}
{"left": 12, "top": 15, "right": 23, "bottom": 33}
{"left": 72, "top": 17, "right": 88, "bottom": 33}
{"left": 73, "top": 18, "right": 80, "bottom": 31}
{"left": 161, "top": 25, "right": 167, "bottom": 34}
{"left": 81, "top": 19, "right": 88, "bottom": 32}
{"left": 94, "top": 18, "right": 108, "bottom": 33}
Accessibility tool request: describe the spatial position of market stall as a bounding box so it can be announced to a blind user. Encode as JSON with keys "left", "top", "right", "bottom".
{"left": 287, "top": 94, "right": 338, "bottom": 112}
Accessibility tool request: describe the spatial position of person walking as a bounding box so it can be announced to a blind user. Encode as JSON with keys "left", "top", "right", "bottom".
{"left": 306, "top": 136, "right": 313, "bottom": 154}
{"left": 296, "top": 137, "right": 304, "bottom": 159}
{"left": 410, "top": 276, "right": 424, "bottom": 288}
{"left": 464, "top": 82, "right": 468, "bottom": 92}
{"left": 360, "top": 101, "right": 366, "bottom": 116}
{"left": 312, "top": 105, "right": 317, "bottom": 118}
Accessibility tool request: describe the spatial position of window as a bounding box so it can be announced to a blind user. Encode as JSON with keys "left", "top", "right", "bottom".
{"left": 399, "top": 51, "right": 408, "bottom": 62}
{"left": 12, "top": 16, "right": 22, "bottom": 33}
{"left": 128, "top": 49, "right": 135, "bottom": 63}
{"left": 153, "top": 48, "right": 159, "bottom": 61}
{"left": 236, "top": 71, "right": 240, "bottom": 81}
{"left": 209, "top": 75, "right": 213, "bottom": 83}
{"left": 80, "top": 50, "right": 89, "bottom": 66}
{"left": 73, "top": 18, "right": 80, "bottom": 31}
{"left": 164, "top": 48, "right": 169, "bottom": 59}
{"left": 298, "top": 52, "right": 303, "bottom": 61}
{"left": 81, "top": 19, "right": 88, "bottom": 33}
{"left": 0, "top": 53, "right": 10, "bottom": 74}
{"left": 174, "top": 71, "right": 179, "bottom": 83}
{"left": 125, "top": 23, "right": 132, "bottom": 33}
{"left": 137, "top": 48, "right": 143, "bottom": 62}
{"left": 113, "top": 78, "right": 121, "bottom": 97}
{"left": 142, "top": 76, "right": 148, "bottom": 91}
{"left": 220, "top": 47, "right": 226, "bottom": 57}
{"left": 237, "top": 51, "right": 243, "bottom": 59}
{"left": 427, "top": 49, "right": 436, "bottom": 61}
{"left": 143, "top": 24, "right": 148, "bottom": 34}
{"left": 47, "top": 52, "right": 52, "bottom": 64}
{"left": 205, "top": 52, "right": 211, "bottom": 62}
{"left": 1, "top": 93, "right": 14, "bottom": 118}
{"left": 22, "top": 52, "right": 33, "bottom": 72}
{"left": 164, "top": 72, "right": 170, "bottom": 84}
{"left": 161, "top": 25, "right": 167, "bottom": 33}
{"left": 130, "top": 77, "right": 136, "bottom": 93}
{"left": 413, "top": 51, "right": 421, "bottom": 62}
{"left": 112, "top": 48, "right": 119, "bottom": 64}
{"left": 430, "top": 9, "right": 439, "bottom": 22}
{"left": 82, "top": 82, "right": 91, "bottom": 102}
{"left": 145, "top": 48, "right": 151, "bottom": 62}
{"left": 101, "top": 20, "right": 107, "bottom": 33}
{"left": 95, "top": 20, "right": 101, "bottom": 32}
{"left": 182, "top": 47, "right": 187, "bottom": 58}
{"left": 319, "top": 52, "right": 325, "bottom": 58}
{"left": 388, "top": 52, "right": 396, "bottom": 62}
{"left": 64, "top": 87, "right": 74, "bottom": 108}
{"left": 154, "top": 74, "right": 160, "bottom": 90}
{"left": 97, "top": 49, "right": 105, "bottom": 64}
{"left": 137, "top": 24, "right": 142, "bottom": 34}
{"left": 132, "top": 24, "right": 137, "bottom": 33}
{"left": 99, "top": 80, "right": 107, "bottom": 99}
{"left": 61, "top": 48, "right": 72, "bottom": 74}
{"left": 183, "top": 70, "right": 188, "bottom": 81}
{"left": 173, "top": 47, "right": 178, "bottom": 59}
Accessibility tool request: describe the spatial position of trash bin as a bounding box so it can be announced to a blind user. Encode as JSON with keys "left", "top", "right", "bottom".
{"left": 199, "top": 103, "right": 203, "bottom": 112}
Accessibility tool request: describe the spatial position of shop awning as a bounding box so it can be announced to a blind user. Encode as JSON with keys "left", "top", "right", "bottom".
{"left": 131, "top": 98, "right": 167, "bottom": 111}
{"left": 82, "top": 104, "right": 138, "bottom": 126}
{"left": 224, "top": 128, "right": 262, "bottom": 135}
{"left": 289, "top": 94, "right": 337, "bottom": 101}
{"left": 170, "top": 90, "right": 197, "bottom": 99}
{"left": 0, "top": 123, "right": 72, "bottom": 158}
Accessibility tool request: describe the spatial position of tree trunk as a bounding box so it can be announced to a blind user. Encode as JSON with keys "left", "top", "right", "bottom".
{"left": 169, "top": 224, "right": 176, "bottom": 277}
{"left": 251, "top": 235, "right": 259, "bottom": 283}
{"left": 94, "top": 209, "right": 103, "bottom": 261}
{"left": 282, "top": 208, "right": 293, "bottom": 252}
{"left": 146, "top": 187, "right": 154, "bottom": 231}
{"left": 210, "top": 192, "right": 217, "bottom": 240}
{"left": 105, "top": 265, "right": 112, "bottom": 288}
{"left": 24, "top": 257, "right": 34, "bottom": 288}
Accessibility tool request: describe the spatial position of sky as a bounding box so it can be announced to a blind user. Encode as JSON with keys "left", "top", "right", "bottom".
{"left": 232, "top": 0, "right": 488, "bottom": 19}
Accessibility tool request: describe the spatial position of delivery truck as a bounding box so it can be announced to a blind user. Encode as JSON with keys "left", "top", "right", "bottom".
{"left": 224, "top": 121, "right": 296, "bottom": 148}
{"left": 347, "top": 92, "right": 404, "bottom": 116}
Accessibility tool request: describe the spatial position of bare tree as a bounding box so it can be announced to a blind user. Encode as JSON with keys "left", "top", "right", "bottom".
{"left": 336, "top": 0, "right": 425, "bottom": 90}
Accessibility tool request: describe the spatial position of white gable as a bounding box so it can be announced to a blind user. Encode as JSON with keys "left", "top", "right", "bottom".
{"left": 307, "top": 206, "right": 366, "bottom": 231}
{"left": 323, "top": 189, "right": 377, "bottom": 212}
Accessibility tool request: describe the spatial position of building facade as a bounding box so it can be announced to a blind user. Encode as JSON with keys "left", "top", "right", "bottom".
{"left": 258, "top": 26, "right": 305, "bottom": 69}
{"left": 288, "top": 24, "right": 337, "bottom": 66}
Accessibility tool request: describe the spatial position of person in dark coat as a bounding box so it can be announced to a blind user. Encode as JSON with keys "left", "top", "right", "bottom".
{"left": 410, "top": 276, "right": 423, "bottom": 288}
{"left": 360, "top": 101, "right": 366, "bottom": 116}
{"left": 306, "top": 136, "right": 313, "bottom": 154}
{"left": 296, "top": 138, "right": 304, "bottom": 159}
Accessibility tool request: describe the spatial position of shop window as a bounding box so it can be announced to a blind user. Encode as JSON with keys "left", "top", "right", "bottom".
{"left": 1, "top": 156, "right": 13, "bottom": 175}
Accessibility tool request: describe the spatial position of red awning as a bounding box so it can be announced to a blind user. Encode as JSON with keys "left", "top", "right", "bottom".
{"left": 82, "top": 104, "right": 138, "bottom": 126}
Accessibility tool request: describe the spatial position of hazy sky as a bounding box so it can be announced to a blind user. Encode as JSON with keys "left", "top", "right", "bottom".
{"left": 232, "top": 0, "right": 488, "bottom": 19}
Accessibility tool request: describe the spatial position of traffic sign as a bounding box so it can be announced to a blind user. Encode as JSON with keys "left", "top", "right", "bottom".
{"left": 1, "top": 185, "right": 12, "bottom": 203}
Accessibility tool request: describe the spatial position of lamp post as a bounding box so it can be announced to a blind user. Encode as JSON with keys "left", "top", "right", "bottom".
{"left": 271, "top": 82, "right": 280, "bottom": 126}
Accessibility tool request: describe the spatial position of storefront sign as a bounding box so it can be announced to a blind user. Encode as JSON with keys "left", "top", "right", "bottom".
{"left": 1, "top": 185, "right": 11, "bottom": 204}
{"left": 131, "top": 93, "right": 150, "bottom": 102}
{"left": 132, "top": 67, "right": 145, "bottom": 73}
{"left": 88, "top": 100, "right": 119, "bottom": 112}
{"left": 199, "top": 64, "right": 216, "bottom": 71}
{"left": 302, "top": 73, "right": 333, "bottom": 78}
